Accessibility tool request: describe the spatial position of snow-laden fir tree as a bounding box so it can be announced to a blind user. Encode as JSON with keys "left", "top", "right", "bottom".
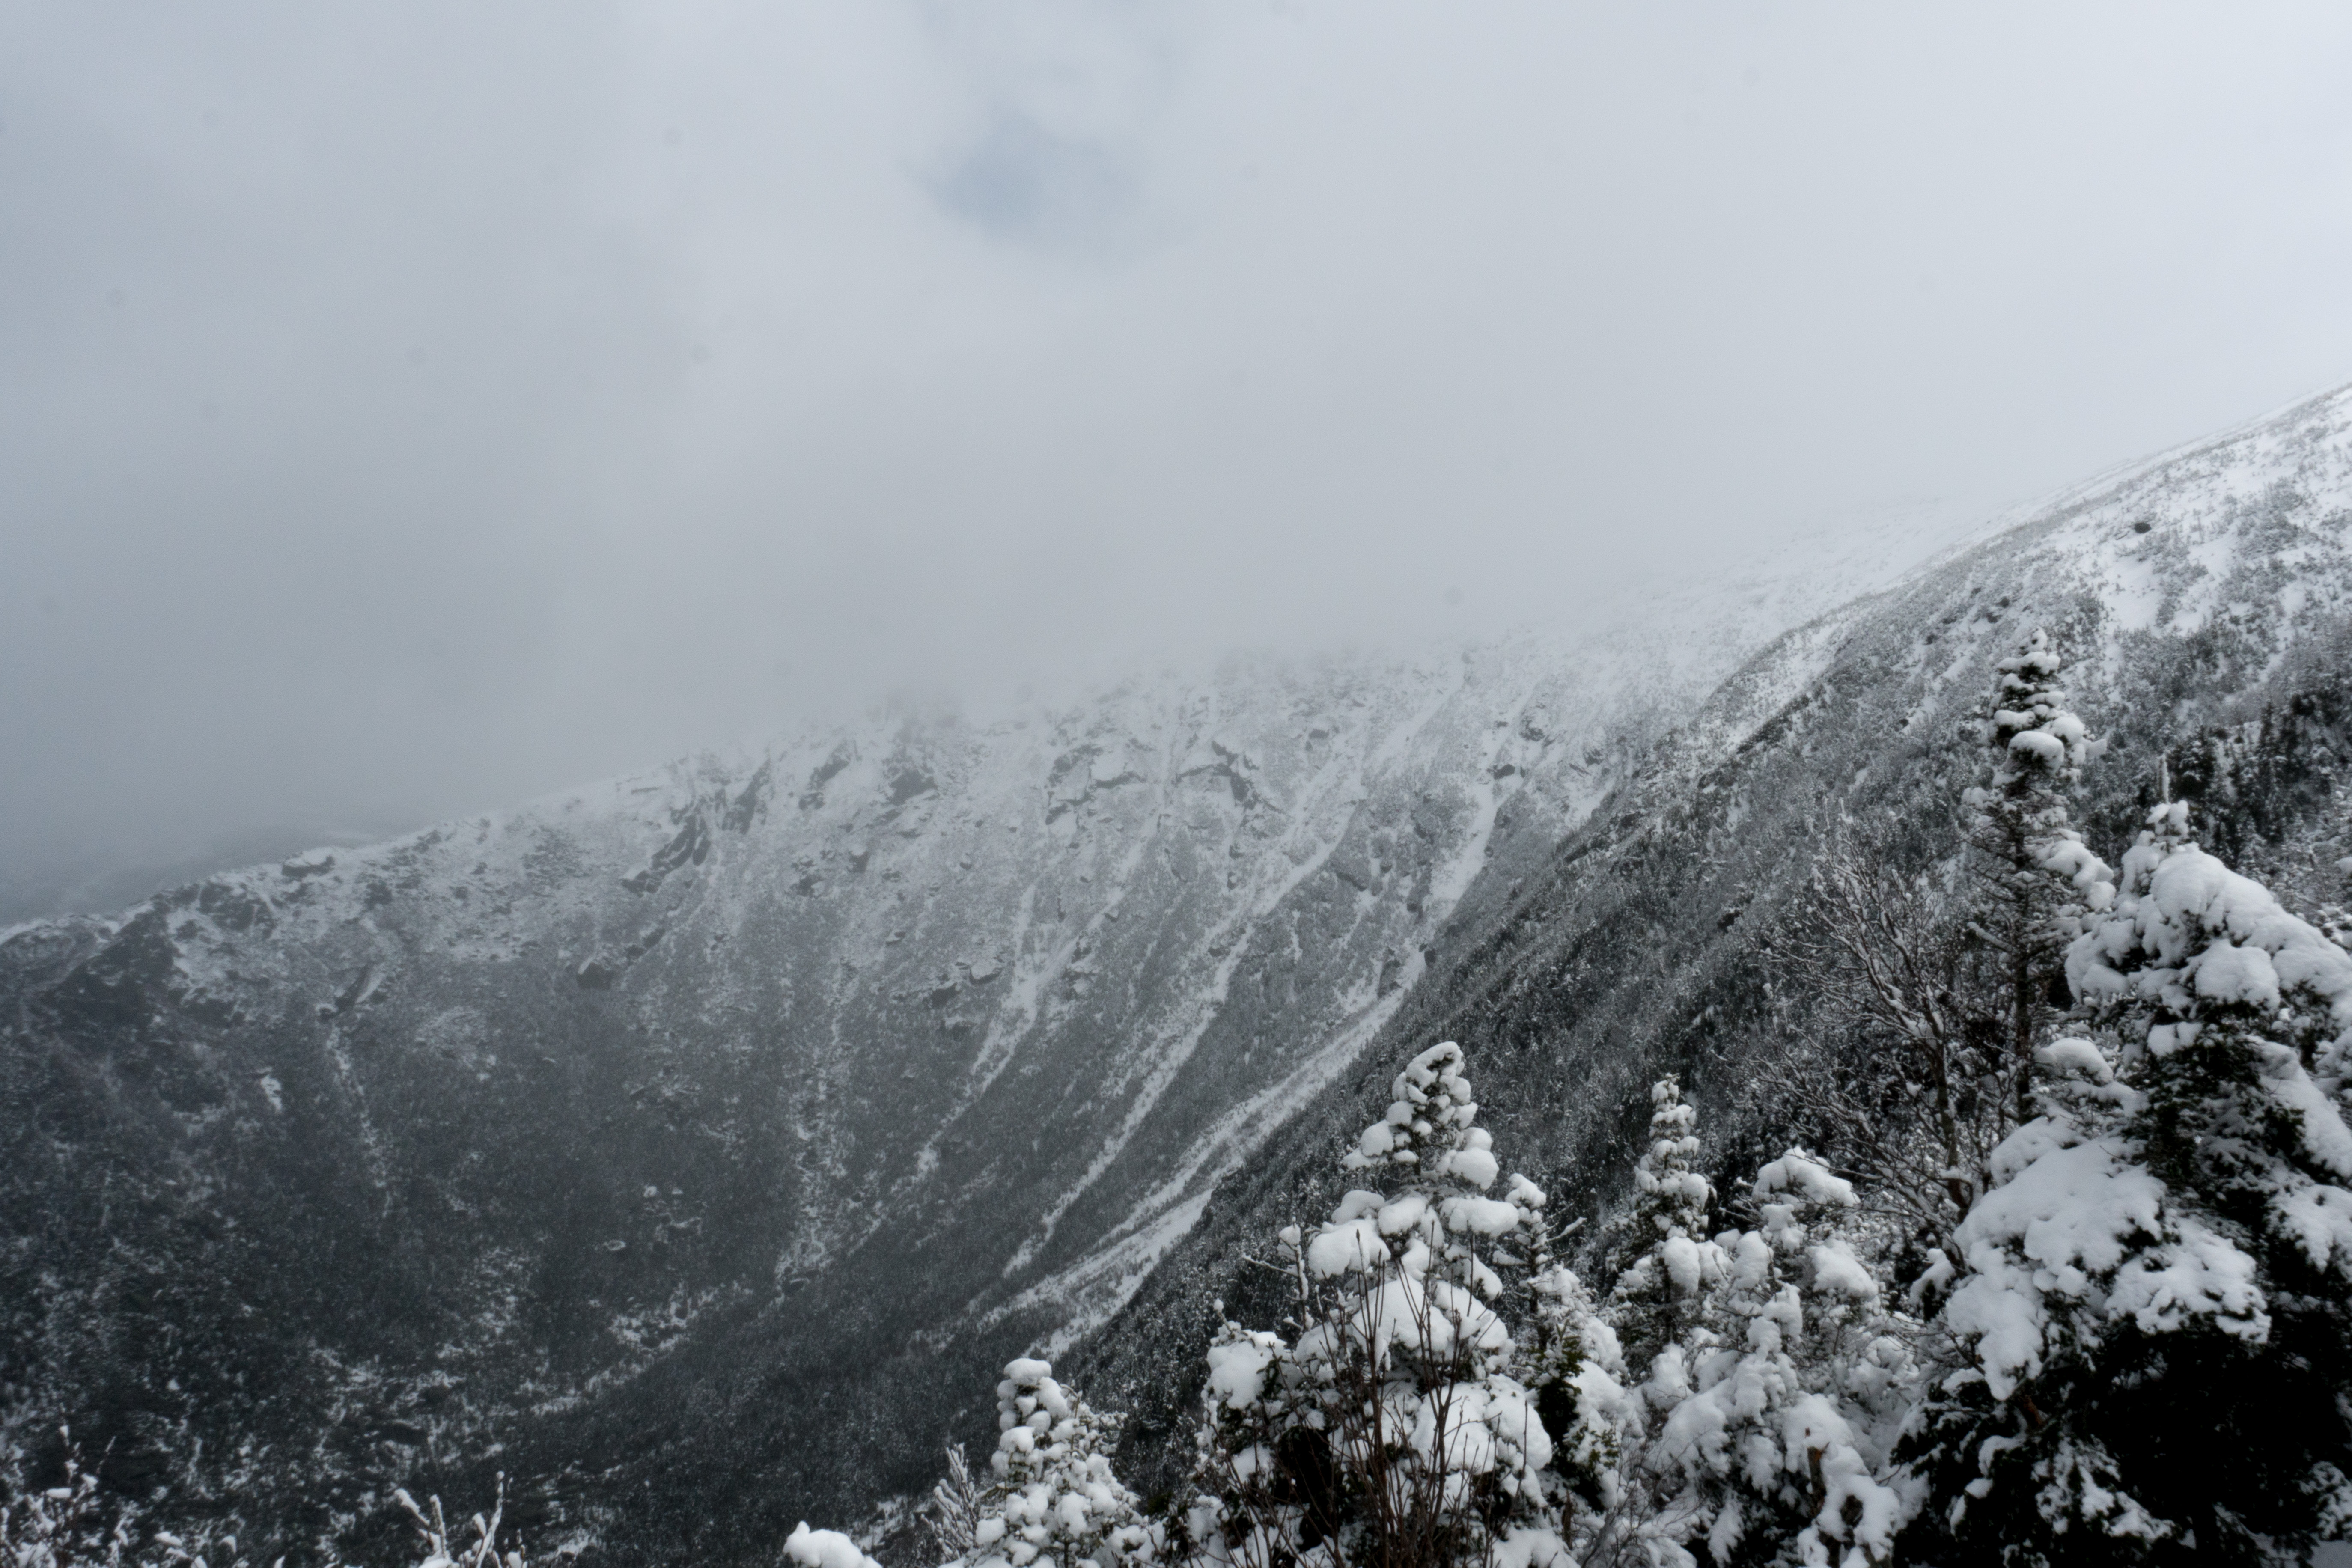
{"left": 1908, "top": 802, "right": 2352, "bottom": 1565}
{"left": 1630, "top": 1148, "right": 1914, "bottom": 1568}
{"left": 1605, "top": 1078, "right": 1720, "bottom": 1374}
{"left": 1531, "top": 1080, "right": 1732, "bottom": 1568}
{"left": 953, "top": 1359, "right": 1155, "bottom": 1568}
{"left": 1548, "top": 1083, "right": 1730, "bottom": 1568}
{"left": 1188, "top": 1042, "right": 1565, "bottom": 1568}
{"left": 1559, "top": 1083, "right": 1913, "bottom": 1568}
{"left": 1522, "top": 1265, "right": 1637, "bottom": 1533}
{"left": 1964, "top": 629, "right": 2115, "bottom": 1123}
{"left": 929, "top": 1443, "right": 987, "bottom": 1563}
{"left": 786, "top": 1523, "right": 885, "bottom": 1568}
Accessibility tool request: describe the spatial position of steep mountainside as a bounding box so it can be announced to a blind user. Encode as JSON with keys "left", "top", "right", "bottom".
{"left": 1076, "top": 382, "right": 2352, "bottom": 1488}
{"left": 0, "top": 522, "right": 1946, "bottom": 1565}
{"left": 13, "top": 382, "right": 2351, "bottom": 1565}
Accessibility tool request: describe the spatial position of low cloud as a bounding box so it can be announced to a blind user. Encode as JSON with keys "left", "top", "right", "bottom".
{"left": 5, "top": 1, "right": 2352, "bottom": 909}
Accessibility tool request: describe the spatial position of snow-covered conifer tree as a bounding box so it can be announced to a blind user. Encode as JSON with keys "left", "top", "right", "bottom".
{"left": 956, "top": 1359, "right": 1155, "bottom": 1568}
{"left": 1910, "top": 804, "right": 2352, "bottom": 1565}
{"left": 930, "top": 1442, "right": 987, "bottom": 1563}
{"left": 786, "top": 1523, "right": 885, "bottom": 1568}
{"left": 1527, "top": 1085, "right": 1916, "bottom": 1568}
{"left": 1189, "top": 1043, "right": 1565, "bottom": 1568}
{"left": 1963, "top": 630, "right": 2114, "bottom": 1122}
{"left": 1523, "top": 1265, "right": 1637, "bottom": 1529}
{"left": 1604, "top": 1078, "right": 1720, "bottom": 1373}
{"left": 1624, "top": 1149, "right": 1913, "bottom": 1568}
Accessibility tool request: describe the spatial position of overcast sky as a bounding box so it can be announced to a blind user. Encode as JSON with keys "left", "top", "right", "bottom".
{"left": 6, "top": 2, "right": 2352, "bottom": 906}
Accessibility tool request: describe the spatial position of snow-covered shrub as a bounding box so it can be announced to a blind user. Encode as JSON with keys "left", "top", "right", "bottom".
{"left": 1189, "top": 1043, "right": 1567, "bottom": 1568}
{"left": 0, "top": 1431, "right": 133, "bottom": 1568}
{"left": 1907, "top": 806, "right": 2352, "bottom": 1564}
{"left": 395, "top": 1476, "right": 523, "bottom": 1568}
{"left": 953, "top": 1359, "right": 1153, "bottom": 1568}
{"left": 786, "top": 1522, "right": 884, "bottom": 1568}
{"left": 3, "top": 1430, "right": 523, "bottom": 1568}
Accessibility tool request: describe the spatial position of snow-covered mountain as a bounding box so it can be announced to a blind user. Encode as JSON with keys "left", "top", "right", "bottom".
{"left": 0, "top": 508, "right": 1961, "bottom": 1564}
{"left": 1076, "top": 381, "right": 2352, "bottom": 1491}
{"left": 9, "top": 381, "right": 2352, "bottom": 1566}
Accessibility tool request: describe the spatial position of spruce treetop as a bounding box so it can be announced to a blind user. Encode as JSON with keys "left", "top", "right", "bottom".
{"left": 1989, "top": 628, "right": 2098, "bottom": 790}
{"left": 965, "top": 1359, "right": 1152, "bottom": 1568}
{"left": 1970, "top": 629, "right": 2115, "bottom": 909}
{"left": 1325, "top": 1041, "right": 1545, "bottom": 1295}
{"left": 1632, "top": 1075, "right": 1712, "bottom": 1244}
{"left": 1191, "top": 1043, "right": 1566, "bottom": 1568}
{"left": 1343, "top": 1039, "right": 1501, "bottom": 1191}
{"left": 1601, "top": 1077, "right": 1729, "bottom": 1376}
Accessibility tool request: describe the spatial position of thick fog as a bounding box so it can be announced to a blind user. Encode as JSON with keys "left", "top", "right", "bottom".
{"left": 6, "top": 2, "right": 2352, "bottom": 916}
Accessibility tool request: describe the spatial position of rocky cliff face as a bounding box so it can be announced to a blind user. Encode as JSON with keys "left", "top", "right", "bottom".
{"left": 1074, "top": 382, "right": 2352, "bottom": 1490}
{"left": 0, "top": 511, "right": 1940, "bottom": 1568}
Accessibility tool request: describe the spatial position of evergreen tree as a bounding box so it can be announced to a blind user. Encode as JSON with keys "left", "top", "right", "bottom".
{"left": 785, "top": 1524, "right": 885, "bottom": 1568}
{"left": 1604, "top": 1078, "right": 1721, "bottom": 1373}
{"left": 1963, "top": 630, "right": 2114, "bottom": 1124}
{"left": 1523, "top": 1265, "right": 1638, "bottom": 1532}
{"left": 1634, "top": 1149, "right": 1912, "bottom": 1568}
{"left": 1909, "top": 805, "right": 2352, "bottom": 1565}
{"left": 958, "top": 1359, "right": 1155, "bottom": 1568}
{"left": 1529, "top": 1084, "right": 1914, "bottom": 1568}
{"left": 1189, "top": 1043, "right": 1566, "bottom": 1568}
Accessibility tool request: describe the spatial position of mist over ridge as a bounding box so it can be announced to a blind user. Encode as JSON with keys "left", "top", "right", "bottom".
{"left": 10, "top": 3, "right": 2352, "bottom": 911}
{"left": 13, "top": 8, "right": 2352, "bottom": 1564}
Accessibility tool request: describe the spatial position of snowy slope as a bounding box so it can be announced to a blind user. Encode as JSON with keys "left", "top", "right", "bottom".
{"left": 15, "top": 383, "right": 2352, "bottom": 1564}
{"left": 0, "top": 503, "right": 1965, "bottom": 1564}
{"left": 1073, "top": 382, "right": 2352, "bottom": 1493}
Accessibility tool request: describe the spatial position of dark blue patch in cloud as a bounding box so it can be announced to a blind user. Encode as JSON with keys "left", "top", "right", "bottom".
{"left": 931, "top": 112, "right": 1132, "bottom": 247}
